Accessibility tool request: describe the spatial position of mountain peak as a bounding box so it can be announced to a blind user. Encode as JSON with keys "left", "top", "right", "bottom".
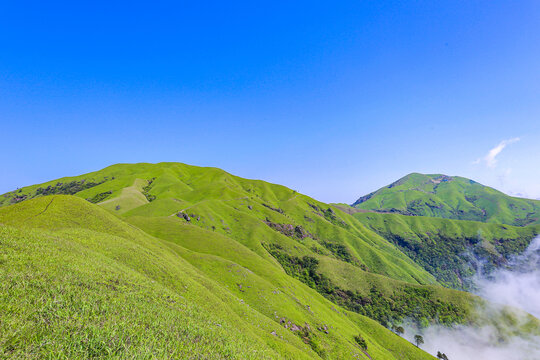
{"left": 385, "top": 173, "right": 452, "bottom": 189}
{"left": 352, "top": 173, "right": 540, "bottom": 226}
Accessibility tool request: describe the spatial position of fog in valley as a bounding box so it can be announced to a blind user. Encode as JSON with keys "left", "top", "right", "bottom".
{"left": 404, "top": 237, "right": 540, "bottom": 360}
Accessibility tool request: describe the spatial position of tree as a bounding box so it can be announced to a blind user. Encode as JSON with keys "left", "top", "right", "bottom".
{"left": 392, "top": 325, "right": 404, "bottom": 336}
{"left": 414, "top": 334, "right": 424, "bottom": 348}
{"left": 437, "top": 351, "right": 449, "bottom": 360}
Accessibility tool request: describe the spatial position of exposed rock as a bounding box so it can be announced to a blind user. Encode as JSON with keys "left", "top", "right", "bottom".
{"left": 262, "top": 203, "right": 284, "bottom": 214}
{"left": 294, "top": 225, "right": 308, "bottom": 239}
{"left": 177, "top": 212, "right": 191, "bottom": 221}
{"left": 10, "top": 194, "right": 28, "bottom": 204}
{"left": 290, "top": 324, "right": 301, "bottom": 331}
{"left": 263, "top": 218, "right": 315, "bottom": 240}
{"left": 317, "top": 324, "right": 329, "bottom": 334}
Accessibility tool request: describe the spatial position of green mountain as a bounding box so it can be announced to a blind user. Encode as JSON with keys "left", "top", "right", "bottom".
{"left": 1, "top": 163, "right": 537, "bottom": 359}
{"left": 341, "top": 209, "right": 540, "bottom": 290}
{"left": 351, "top": 173, "right": 540, "bottom": 226}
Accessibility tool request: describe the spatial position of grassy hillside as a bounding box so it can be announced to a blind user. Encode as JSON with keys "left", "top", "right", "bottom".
{"left": 3, "top": 162, "right": 537, "bottom": 358}
{"left": 347, "top": 210, "right": 540, "bottom": 289}
{"left": 0, "top": 195, "right": 435, "bottom": 359}
{"left": 1, "top": 163, "right": 437, "bottom": 286}
{"left": 351, "top": 173, "right": 540, "bottom": 226}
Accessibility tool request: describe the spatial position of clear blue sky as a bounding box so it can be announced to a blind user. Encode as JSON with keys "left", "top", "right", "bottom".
{"left": 1, "top": 1, "right": 539, "bottom": 203}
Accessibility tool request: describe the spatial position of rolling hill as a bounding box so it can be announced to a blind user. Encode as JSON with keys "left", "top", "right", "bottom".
{"left": 2, "top": 163, "right": 538, "bottom": 359}
{"left": 0, "top": 194, "right": 437, "bottom": 359}
{"left": 351, "top": 173, "right": 540, "bottom": 226}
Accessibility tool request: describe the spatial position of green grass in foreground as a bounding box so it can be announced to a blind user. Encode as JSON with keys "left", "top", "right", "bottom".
{"left": 2, "top": 162, "right": 539, "bottom": 359}
{"left": 0, "top": 195, "right": 436, "bottom": 359}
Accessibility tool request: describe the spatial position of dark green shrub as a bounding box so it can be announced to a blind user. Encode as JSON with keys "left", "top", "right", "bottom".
{"left": 354, "top": 334, "right": 367, "bottom": 350}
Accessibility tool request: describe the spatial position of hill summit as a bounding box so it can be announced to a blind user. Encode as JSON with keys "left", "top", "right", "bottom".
{"left": 352, "top": 172, "right": 540, "bottom": 226}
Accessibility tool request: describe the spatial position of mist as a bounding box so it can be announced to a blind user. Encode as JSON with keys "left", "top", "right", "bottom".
{"left": 404, "top": 236, "right": 540, "bottom": 360}
{"left": 476, "top": 236, "right": 540, "bottom": 319}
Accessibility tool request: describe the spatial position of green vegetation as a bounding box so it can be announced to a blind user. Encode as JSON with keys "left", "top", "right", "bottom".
{"left": 414, "top": 334, "right": 424, "bottom": 348}
{"left": 2, "top": 162, "right": 539, "bottom": 359}
{"left": 0, "top": 200, "right": 287, "bottom": 359}
{"left": 354, "top": 334, "right": 368, "bottom": 350}
{"left": 437, "top": 351, "right": 449, "bottom": 360}
{"left": 351, "top": 173, "right": 540, "bottom": 226}
{"left": 86, "top": 190, "right": 113, "bottom": 203}
{"left": 264, "top": 244, "right": 467, "bottom": 328}
{"left": 3, "top": 179, "right": 109, "bottom": 205}
{"left": 321, "top": 241, "right": 360, "bottom": 266}
{"left": 0, "top": 164, "right": 442, "bottom": 359}
{"left": 391, "top": 325, "right": 404, "bottom": 336}
{"left": 142, "top": 177, "right": 157, "bottom": 202}
{"left": 350, "top": 211, "right": 539, "bottom": 289}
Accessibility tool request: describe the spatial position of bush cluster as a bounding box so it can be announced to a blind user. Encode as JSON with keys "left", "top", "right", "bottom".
{"left": 264, "top": 244, "right": 467, "bottom": 328}
{"left": 35, "top": 179, "right": 106, "bottom": 197}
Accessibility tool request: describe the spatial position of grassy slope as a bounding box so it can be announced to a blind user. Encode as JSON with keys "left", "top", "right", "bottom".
{"left": 2, "top": 162, "right": 436, "bottom": 286}
{"left": 348, "top": 210, "right": 540, "bottom": 289}
{"left": 3, "top": 163, "right": 540, "bottom": 357}
{"left": 352, "top": 173, "right": 540, "bottom": 226}
{"left": 0, "top": 195, "right": 434, "bottom": 359}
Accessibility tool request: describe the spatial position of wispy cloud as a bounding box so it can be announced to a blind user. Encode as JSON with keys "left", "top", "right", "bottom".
{"left": 474, "top": 138, "right": 520, "bottom": 168}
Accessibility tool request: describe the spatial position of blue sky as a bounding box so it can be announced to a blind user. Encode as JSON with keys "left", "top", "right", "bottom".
{"left": 1, "top": 1, "right": 539, "bottom": 203}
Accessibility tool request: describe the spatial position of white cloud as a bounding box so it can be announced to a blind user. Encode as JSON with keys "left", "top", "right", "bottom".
{"left": 401, "top": 237, "right": 540, "bottom": 360}
{"left": 474, "top": 137, "right": 520, "bottom": 168}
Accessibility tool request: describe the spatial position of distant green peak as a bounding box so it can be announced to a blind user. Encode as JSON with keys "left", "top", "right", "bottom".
{"left": 351, "top": 172, "right": 540, "bottom": 226}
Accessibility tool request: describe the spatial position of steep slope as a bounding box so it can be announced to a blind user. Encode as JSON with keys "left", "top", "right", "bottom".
{"left": 2, "top": 163, "right": 539, "bottom": 358}
{"left": 1, "top": 163, "right": 436, "bottom": 286}
{"left": 351, "top": 173, "right": 540, "bottom": 226}
{"left": 0, "top": 164, "right": 478, "bottom": 340}
{"left": 0, "top": 195, "right": 435, "bottom": 359}
{"left": 345, "top": 210, "right": 540, "bottom": 289}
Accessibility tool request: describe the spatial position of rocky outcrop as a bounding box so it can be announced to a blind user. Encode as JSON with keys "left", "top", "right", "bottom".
{"left": 263, "top": 218, "right": 315, "bottom": 240}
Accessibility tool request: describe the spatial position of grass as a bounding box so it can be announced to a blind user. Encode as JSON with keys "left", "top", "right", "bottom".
{"left": 349, "top": 211, "right": 540, "bottom": 289}
{"left": 0, "top": 194, "right": 437, "bottom": 359}
{"left": 2, "top": 162, "right": 539, "bottom": 358}
{"left": 351, "top": 172, "right": 540, "bottom": 226}
{"left": 0, "top": 227, "right": 281, "bottom": 359}
{"left": 0, "top": 162, "right": 435, "bottom": 286}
